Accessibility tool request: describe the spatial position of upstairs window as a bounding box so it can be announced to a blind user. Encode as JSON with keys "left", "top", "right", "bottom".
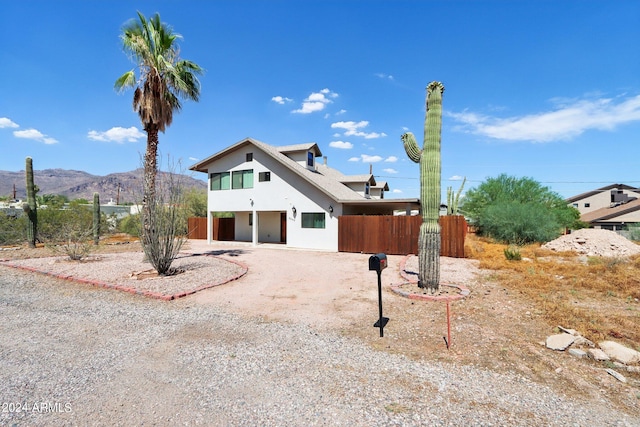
{"left": 584, "top": 203, "right": 590, "bottom": 208}
{"left": 301, "top": 212, "right": 325, "bottom": 229}
{"left": 232, "top": 169, "right": 254, "bottom": 189}
{"left": 259, "top": 171, "right": 271, "bottom": 182}
{"left": 365, "top": 183, "right": 370, "bottom": 196}
{"left": 246, "top": 153, "right": 253, "bottom": 162}
{"left": 307, "top": 151, "right": 314, "bottom": 167}
{"left": 210, "top": 172, "right": 230, "bottom": 191}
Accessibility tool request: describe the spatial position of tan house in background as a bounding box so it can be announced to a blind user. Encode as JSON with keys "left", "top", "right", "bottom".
{"left": 566, "top": 184, "right": 640, "bottom": 230}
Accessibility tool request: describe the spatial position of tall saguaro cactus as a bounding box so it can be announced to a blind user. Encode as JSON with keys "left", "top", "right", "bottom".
{"left": 401, "top": 81, "right": 445, "bottom": 292}
{"left": 93, "top": 192, "right": 101, "bottom": 245}
{"left": 23, "top": 157, "right": 38, "bottom": 248}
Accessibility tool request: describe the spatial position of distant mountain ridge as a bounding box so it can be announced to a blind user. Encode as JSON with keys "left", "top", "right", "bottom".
{"left": 0, "top": 168, "right": 207, "bottom": 204}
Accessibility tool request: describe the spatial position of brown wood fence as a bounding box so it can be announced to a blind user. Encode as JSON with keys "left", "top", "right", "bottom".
{"left": 188, "top": 217, "right": 207, "bottom": 239}
{"left": 338, "top": 215, "right": 467, "bottom": 257}
{"left": 187, "top": 217, "right": 235, "bottom": 240}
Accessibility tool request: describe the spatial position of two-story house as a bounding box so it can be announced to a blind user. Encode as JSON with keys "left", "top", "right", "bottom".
{"left": 189, "top": 137, "right": 419, "bottom": 251}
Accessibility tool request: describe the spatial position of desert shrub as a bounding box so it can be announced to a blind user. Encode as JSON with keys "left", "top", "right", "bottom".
{"left": 461, "top": 174, "right": 582, "bottom": 244}
{"left": 118, "top": 213, "right": 141, "bottom": 237}
{"left": 626, "top": 224, "right": 640, "bottom": 242}
{"left": 41, "top": 202, "right": 96, "bottom": 260}
{"left": 0, "top": 212, "right": 27, "bottom": 245}
{"left": 475, "top": 200, "right": 562, "bottom": 245}
{"left": 504, "top": 245, "right": 522, "bottom": 261}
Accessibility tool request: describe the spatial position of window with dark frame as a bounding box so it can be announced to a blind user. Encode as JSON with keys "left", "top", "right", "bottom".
{"left": 307, "top": 151, "right": 314, "bottom": 167}
{"left": 259, "top": 171, "right": 271, "bottom": 182}
{"left": 301, "top": 212, "right": 325, "bottom": 229}
{"left": 231, "top": 169, "right": 254, "bottom": 189}
{"left": 210, "top": 172, "right": 230, "bottom": 191}
{"left": 246, "top": 153, "right": 253, "bottom": 162}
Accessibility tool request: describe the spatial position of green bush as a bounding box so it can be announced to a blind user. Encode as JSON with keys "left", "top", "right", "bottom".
{"left": 476, "top": 200, "right": 562, "bottom": 245}
{"left": 0, "top": 213, "right": 26, "bottom": 246}
{"left": 504, "top": 245, "right": 522, "bottom": 261}
{"left": 118, "top": 213, "right": 141, "bottom": 237}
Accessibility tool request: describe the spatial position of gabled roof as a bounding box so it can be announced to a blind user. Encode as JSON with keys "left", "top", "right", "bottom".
{"left": 276, "top": 143, "right": 322, "bottom": 157}
{"left": 189, "top": 137, "right": 404, "bottom": 204}
{"left": 580, "top": 198, "right": 640, "bottom": 223}
{"left": 566, "top": 184, "right": 639, "bottom": 203}
{"left": 372, "top": 181, "right": 389, "bottom": 191}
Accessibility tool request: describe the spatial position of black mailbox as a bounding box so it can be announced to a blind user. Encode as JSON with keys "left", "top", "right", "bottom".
{"left": 369, "top": 253, "right": 387, "bottom": 272}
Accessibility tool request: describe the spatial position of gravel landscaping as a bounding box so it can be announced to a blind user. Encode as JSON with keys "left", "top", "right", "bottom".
{"left": 1, "top": 254, "right": 639, "bottom": 426}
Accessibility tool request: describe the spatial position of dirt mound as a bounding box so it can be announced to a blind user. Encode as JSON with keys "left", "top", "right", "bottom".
{"left": 542, "top": 228, "right": 640, "bottom": 257}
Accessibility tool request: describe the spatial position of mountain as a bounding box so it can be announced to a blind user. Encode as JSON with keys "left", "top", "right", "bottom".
{"left": 0, "top": 168, "right": 207, "bottom": 204}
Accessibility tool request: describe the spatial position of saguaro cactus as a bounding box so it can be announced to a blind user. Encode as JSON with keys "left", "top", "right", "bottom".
{"left": 93, "top": 192, "right": 101, "bottom": 245}
{"left": 23, "top": 157, "right": 38, "bottom": 248}
{"left": 401, "top": 81, "right": 445, "bottom": 292}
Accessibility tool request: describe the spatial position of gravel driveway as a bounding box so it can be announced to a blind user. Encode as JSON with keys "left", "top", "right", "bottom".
{"left": 1, "top": 247, "right": 638, "bottom": 426}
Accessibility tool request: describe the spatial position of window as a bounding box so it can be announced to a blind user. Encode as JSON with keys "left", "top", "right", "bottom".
{"left": 301, "top": 212, "right": 325, "bottom": 229}
{"left": 259, "top": 171, "right": 271, "bottom": 182}
{"left": 572, "top": 203, "right": 578, "bottom": 208}
{"left": 307, "top": 151, "right": 314, "bottom": 167}
{"left": 246, "top": 153, "right": 253, "bottom": 162}
{"left": 232, "top": 169, "right": 253, "bottom": 189}
{"left": 584, "top": 203, "right": 590, "bottom": 208}
{"left": 210, "top": 172, "right": 230, "bottom": 191}
{"left": 249, "top": 213, "right": 253, "bottom": 226}
{"left": 365, "top": 183, "right": 370, "bottom": 196}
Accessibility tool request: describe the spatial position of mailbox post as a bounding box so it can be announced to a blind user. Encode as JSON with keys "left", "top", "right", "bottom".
{"left": 369, "top": 253, "right": 389, "bottom": 337}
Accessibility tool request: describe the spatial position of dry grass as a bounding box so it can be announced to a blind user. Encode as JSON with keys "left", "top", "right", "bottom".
{"left": 466, "top": 234, "right": 640, "bottom": 349}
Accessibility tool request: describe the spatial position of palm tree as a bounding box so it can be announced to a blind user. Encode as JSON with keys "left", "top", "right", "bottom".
{"left": 115, "top": 11, "right": 202, "bottom": 273}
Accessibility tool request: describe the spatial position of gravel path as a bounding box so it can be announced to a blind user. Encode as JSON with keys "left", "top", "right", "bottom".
{"left": 1, "top": 267, "right": 638, "bottom": 426}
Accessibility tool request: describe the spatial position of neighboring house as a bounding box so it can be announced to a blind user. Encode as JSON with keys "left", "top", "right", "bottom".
{"left": 566, "top": 184, "right": 640, "bottom": 230}
{"left": 189, "top": 137, "right": 420, "bottom": 251}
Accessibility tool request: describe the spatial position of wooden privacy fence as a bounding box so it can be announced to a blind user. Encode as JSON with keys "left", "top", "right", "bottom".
{"left": 338, "top": 215, "right": 467, "bottom": 257}
{"left": 187, "top": 217, "right": 235, "bottom": 241}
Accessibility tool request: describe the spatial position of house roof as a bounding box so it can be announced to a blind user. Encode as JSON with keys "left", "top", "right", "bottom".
{"left": 189, "top": 137, "right": 415, "bottom": 205}
{"left": 580, "top": 198, "right": 640, "bottom": 223}
{"left": 566, "top": 183, "right": 638, "bottom": 203}
{"left": 276, "top": 143, "right": 322, "bottom": 157}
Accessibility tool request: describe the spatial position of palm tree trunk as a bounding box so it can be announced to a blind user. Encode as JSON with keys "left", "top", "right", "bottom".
{"left": 142, "top": 125, "right": 159, "bottom": 243}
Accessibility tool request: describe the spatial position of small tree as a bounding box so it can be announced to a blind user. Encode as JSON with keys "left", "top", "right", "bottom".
{"left": 44, "top": 201, "right": 96, "bottom": 261}
{"left": 460, "top": 174, "right": 582, "bottom": 244}
{"left": 93, "top": 192, "right": 101, "bottom": 245}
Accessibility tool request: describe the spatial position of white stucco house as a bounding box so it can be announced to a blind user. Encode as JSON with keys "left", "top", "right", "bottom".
{"left": 189, "top": 137, "right": 420, "bottom": 251}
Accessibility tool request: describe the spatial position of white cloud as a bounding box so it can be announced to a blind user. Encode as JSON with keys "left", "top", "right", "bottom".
{"left": 189, "top": 156, "right": 199, "bottom": 161}
{"left": 384, "top": 156, "right": 398, "bottom": 162}
{"left": 392, "top": 189, "right": 403, "bottom": 194}
{"left": 375, "top": 73, "right": 395, "bottom": 81}
{"left": 448, "top": 93, "right": 640, "bottom": 142}
{"left": 14, "top": 128, "right": 58, "bottom": 144}
{"left": 383, "top": 168, "right": 398, "bottom": 174}
{"left": 271, "top": 96, "right": 293, "bottom": 105}
{"left": 0, "top": 117, "right": 18, "bottom": 128}
{"left": 448, "top": 175, "right": 465, "bottom": 181}
{"left": 336, "top": 109, "right": 347, "bottom": 115}
{"left": 348, "top": 157, "right": 360, "bottom": 162}
{"left": 87, "top": 126, "right": 145, "bottom": 143}
{"left": 329, "top": 140, "right": 353, "bottom": 149}
{"left": 331, "top": 120, "right": 387, "bottom": 139}
{"left": 360, "top": 154, "right": 383, "bottom": 163}
{"left": 292, "top": 88, "right": 338, "bottom": 114}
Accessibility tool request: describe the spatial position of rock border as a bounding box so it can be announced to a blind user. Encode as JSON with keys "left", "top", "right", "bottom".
{"left": 391, "top": 255, "right": 470, "bottom": 301}
{"left": 0, "top": 253, "right": 248, "bottom": 301}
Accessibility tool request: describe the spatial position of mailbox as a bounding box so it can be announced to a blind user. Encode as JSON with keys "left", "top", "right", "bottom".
{"left": 368, "top": 253, "right": 387, "bottom": 272}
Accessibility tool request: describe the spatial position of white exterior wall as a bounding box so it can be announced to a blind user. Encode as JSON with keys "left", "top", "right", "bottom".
{"left": 204, "top": 145, "right": 339, "bottom": 251}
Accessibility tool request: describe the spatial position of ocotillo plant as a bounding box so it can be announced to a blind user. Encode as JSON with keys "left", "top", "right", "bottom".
{"left": 401, "top": 81, "right": 445, "bottom": 292}
{"left": 93, "top": 192, "right": 101, "bottom": 245}
{"left": 23, "top": 157, "right": 38, "bottom": 248}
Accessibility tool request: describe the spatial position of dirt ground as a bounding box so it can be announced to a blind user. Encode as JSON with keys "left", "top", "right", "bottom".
{"left": 2, "top": 238, "right": 639, "bottom": 417}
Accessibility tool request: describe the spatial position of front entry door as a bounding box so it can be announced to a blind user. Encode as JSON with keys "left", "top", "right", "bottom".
{"left": 280, "top": 212, "right": 287, "bottom": 243}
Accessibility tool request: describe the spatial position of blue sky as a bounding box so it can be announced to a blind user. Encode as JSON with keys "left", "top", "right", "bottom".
{"left": 1, "top": 0, "right": 639, "bottom": 200}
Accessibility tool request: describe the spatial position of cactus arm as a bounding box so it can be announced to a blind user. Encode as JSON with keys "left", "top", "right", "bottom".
{"left": 401, "top": 132, "right": 422, "bottom": 163}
